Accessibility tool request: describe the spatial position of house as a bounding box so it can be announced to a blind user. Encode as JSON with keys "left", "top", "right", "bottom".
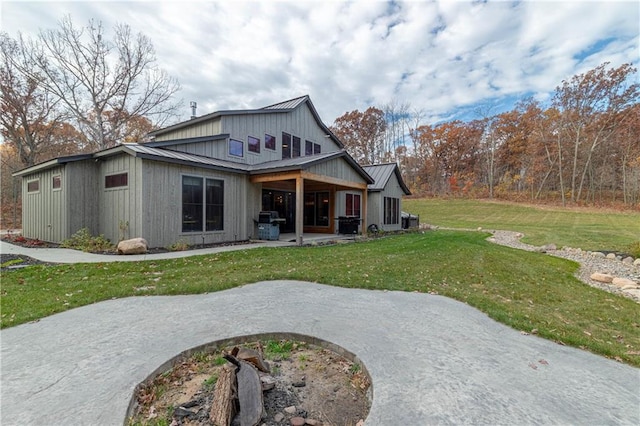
{"left": 362, "top": 163, "right": 411, "bottom": 232}
{"left": 14, "top": 96, "right": 411, "bottom": 248}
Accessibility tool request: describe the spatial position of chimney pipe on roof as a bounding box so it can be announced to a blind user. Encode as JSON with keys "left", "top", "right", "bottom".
{"left": 190, "top": 101, "right": 197, "bottom": 119}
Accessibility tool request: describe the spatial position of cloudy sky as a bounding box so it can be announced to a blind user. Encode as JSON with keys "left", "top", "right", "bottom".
{"left": 2, "top": 0, "right": 638, "bottom": 126}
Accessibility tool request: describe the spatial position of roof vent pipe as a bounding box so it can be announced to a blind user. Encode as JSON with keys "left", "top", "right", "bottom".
{"left": 190, "top": 101, "right": 197, "bottom": 119}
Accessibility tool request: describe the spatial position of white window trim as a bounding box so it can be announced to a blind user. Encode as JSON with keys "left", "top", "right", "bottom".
{"left": 27, "top": 179, "right": 40, "bottom": 194}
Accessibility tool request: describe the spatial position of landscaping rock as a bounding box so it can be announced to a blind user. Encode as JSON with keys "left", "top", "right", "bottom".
{"left": 117, "top": 238, "right": 148, "bottom": 255}
{"left": 290, "top": 417, "right": 306, "bottom": 426}
{"left": 590, "top": 273, "right": 614, "bottom": 283}
{"left": 621, "top": 284, "right": 640, "bottom": 290}
{"left": 625, "top": 289, "right": 640, "bottom": 298}
{"left": 592, "top": 252, "right": 606, "bottom": 258}
{"left": 635, "top": 259, "right": 640, "bottom": 266}
{"left": 622, "top": 257, "right": 634, "bottom": 264}
{"left": 274, "top": 413, "right": 285, "bottom": 422}
{"left": 284, "top": 406, "right": 297, "bottom": 414}
{"left": 606, "top": 253, "right": 616, "bottom": 260}
{"left": 612, "top": 277, "right": 637, "bottom": 289}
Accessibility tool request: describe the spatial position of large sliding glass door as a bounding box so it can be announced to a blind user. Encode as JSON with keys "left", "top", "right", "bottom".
{"left": 262, "top": 188, "right": 332, "bottom": 233}
{"left": 303, "top": 191, "right": 330, "bottom": 227}
{"left": 261, "top": 189, "right": 295, "bottom": 232}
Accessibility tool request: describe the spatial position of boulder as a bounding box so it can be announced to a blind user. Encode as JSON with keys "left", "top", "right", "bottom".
{"left": 622, "top": 256, "right": 634, "bottom": 264}
{"left": 117, "top": 237, "right": 148, "bottom": 255}
{"left": 612, "top": 277, "right": 637, "bottom": 289}
{"left": 606, "top": 253, "right": 616, "bottom": 260}
{"left": 590, "top": 272, "right": 614, "bottom": 283}
{"left": 592, "top": 252, "right": 605, "bottom": 258}
{"left": 635, "top": 258, "right": 640, "bottom": 266}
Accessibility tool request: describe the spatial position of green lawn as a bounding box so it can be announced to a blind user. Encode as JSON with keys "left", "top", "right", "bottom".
{"left": 1, "top": 231, "right": 639, "bottom": 366}
{"left": 404, "top": 198, "right": 640, "bottom": 252}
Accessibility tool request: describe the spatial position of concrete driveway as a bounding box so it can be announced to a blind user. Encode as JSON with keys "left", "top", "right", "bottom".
{"left": 1, "top": 280, "right": 638, "bottom": 425}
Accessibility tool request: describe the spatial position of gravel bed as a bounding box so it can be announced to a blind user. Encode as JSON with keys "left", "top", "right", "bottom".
{"left": 488, "top": 230, "right": 640, "bottom": 303}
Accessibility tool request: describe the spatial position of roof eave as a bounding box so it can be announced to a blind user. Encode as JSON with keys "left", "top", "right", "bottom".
{"left": 12, "top": 154, "right": 93, "bottom": 177}
{"left": 134, "top": 152, "right": 249, "bottom": 174}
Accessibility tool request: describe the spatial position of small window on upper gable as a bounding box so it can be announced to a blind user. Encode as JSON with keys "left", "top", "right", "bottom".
{"left": 265, "top": 134, "right": 276, "bottom": 150}
{"left": 248, "top": 136, "right": 260, "bottom": 154}
{"left": 229, "top": 139, "right": 243, "bottom": 157}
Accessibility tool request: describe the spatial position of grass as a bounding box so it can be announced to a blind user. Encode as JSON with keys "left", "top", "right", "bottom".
{"left": 1, "top": 231, "right": 639, "bottom": 367}
{"left": 404, "top": 198, "right": 640, "bottom": 252}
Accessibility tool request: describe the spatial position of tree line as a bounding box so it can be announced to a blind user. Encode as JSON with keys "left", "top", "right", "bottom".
{"left": 1, "top": 17, "right": 638, "bottom": 228}
{"left": 330, "top": 62, "right": 640, "bottom": 207}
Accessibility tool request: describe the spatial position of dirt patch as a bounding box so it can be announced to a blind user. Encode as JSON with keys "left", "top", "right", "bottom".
{"left": 127, "top": 339, "right": 371, "bottom": 426}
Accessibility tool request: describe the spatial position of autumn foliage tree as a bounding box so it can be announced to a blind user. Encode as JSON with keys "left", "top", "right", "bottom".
{"left": 553, "top": 62, "right": 639, "bottom": 204}
{"left": 330, "top": 107, "right": 387, "bottom": 165}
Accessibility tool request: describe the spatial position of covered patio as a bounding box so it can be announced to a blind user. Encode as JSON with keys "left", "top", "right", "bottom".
{"left": 251, "top": 158, "right": 373, "bottom": 245}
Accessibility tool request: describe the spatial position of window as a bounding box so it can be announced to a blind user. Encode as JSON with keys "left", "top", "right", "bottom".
{"left": 314, "top": 143, "right": 321, "bottom": 154}
{"left": 305, "top": 140, "right": 313, "bottom": 156}
{"left": 182, "top": 176, "right": 224, "bottom": 233}
{"left": 292, "top": 136, "right": 301, "bottom": 158}
{"left": 27, "top": 179, "right": 40, "bottom": 193}
{"left": 248, "top": 136, "right": 260, "bottom": 154}
{"left": 229, "top": 139, "right": 243, "bottom": 157}
{"left": 205, "top": 179, "right": 224, "bottom": 231}
{"left": 265, "top": 134, "right": 276, "bottom": 150}
{"left": 384, "top": 197, "right": 399, "bottom": 225}
{"left": 105, "top": 173, "right": 128, "bottom": 188}
{"left": 282, "top": 132, "right": 291, "bottom": 159}
{"left": 52, "top": 175, "right": 61, "bottom": 190}
{"left": 346, "top": 193, "right": 361, "bottom": 217}
{"left": 303, "top": 191, "right": 330, "bottom": 227}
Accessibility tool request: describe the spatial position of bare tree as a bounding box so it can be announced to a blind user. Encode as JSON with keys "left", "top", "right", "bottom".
{"left": 13, "top": 16, "right": 181, "bottom": 150}
{"left": 0, "top": 33, "right": 68, "bottom": 166}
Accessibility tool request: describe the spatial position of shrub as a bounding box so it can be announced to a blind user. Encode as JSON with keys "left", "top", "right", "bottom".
{"left": 166, "top": 240, "right": 189, "bottom": 251}
{"left": 61, "top": 228, "right": 114, "bottom": 253}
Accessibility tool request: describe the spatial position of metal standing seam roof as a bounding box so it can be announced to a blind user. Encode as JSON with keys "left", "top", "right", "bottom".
{"left": 260, "top": 95, "right": 309, "bottom": 110}
{"left": 362, "top": 163, "right": 411, "bottom": 195}
{"left": 12, "top": 154, "right": 94, "bottom": 177}
{"left": 118, "top": 144, "right": 250, "bottom": 173}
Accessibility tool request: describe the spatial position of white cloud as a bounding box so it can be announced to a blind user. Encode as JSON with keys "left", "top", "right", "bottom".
{"left": 2, "top": 0, "right": 638, "bottom": 126}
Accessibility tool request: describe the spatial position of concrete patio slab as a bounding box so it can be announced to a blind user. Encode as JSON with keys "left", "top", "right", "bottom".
{"left": 1, "top": 281, "right": 638, "bottom": 425}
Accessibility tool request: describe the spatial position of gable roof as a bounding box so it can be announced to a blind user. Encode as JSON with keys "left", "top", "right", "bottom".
{"left": 362, "top": 163, "right": 411, "bottom": 195}
{"left": 148, "top": 95, "right": 344, "bottom": 148}
{"left": 250, "top": 150, "right": 374, "bottom": 183}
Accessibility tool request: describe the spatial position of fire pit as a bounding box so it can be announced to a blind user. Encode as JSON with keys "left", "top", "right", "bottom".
{"left": 126, "top": 333, "right": 372, "bottom": 426}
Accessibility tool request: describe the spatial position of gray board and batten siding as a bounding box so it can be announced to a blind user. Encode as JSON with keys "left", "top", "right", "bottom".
{"left": 97, "top": 154, "right": 144, "bottom": 246}
{"left": 363, "top": 163, "right": 411, "bottom": 232}
{"left": 20, "top": 159, "right": 101, "bottom": 243}
{"left": 21, "top": 165, "right": 66, "bottom": 243}
{"left": 149, "top": 99, "right": 342, "bottom": 166}
{"left": 140, "top": 160, "right": 255, "bottom": 248}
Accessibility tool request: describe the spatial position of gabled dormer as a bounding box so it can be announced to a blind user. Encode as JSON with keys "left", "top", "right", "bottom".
{"left": 146, "top": 95, "right": 344, "bottom": 166}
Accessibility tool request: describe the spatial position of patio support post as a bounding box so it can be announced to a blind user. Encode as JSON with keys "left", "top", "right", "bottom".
{"left": 295, "top": 176, "right": 304, "bottom": 245}
{"left": 361, "top": 189, "right": 367, "bottom": 234}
